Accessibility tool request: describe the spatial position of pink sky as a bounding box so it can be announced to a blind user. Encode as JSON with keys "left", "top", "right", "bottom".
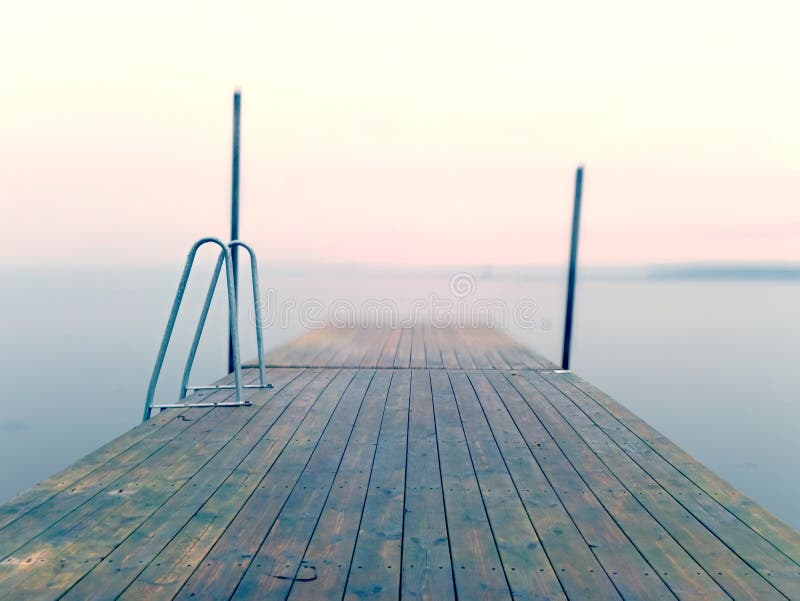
{"left": 2, "top": 0, "right": 799, "bottom": 266}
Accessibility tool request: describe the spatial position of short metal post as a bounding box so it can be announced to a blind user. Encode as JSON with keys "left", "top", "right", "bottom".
{"left": 229, "top": 89, "right": 241, "bottom": 374}
{"left": 561, "top": 165, "right": 584, "bottom": 370}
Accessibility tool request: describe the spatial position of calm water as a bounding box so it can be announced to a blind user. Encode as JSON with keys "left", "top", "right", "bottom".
{"left": 1, "top": 263, "right": 798, "bottom": 529}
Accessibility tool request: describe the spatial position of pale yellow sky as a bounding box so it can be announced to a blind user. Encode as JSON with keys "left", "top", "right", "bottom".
{"left": 1, "top": 0, "right": 799, "bottom": 265}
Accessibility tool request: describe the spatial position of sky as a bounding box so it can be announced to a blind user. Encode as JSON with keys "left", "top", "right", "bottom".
{"left": 1, "top": 0, "right": 799, "bottom": 266}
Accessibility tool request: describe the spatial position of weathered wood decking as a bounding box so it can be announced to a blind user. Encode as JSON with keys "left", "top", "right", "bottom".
{"left": 1, "top": 325, "right": 799, "bottom": 600}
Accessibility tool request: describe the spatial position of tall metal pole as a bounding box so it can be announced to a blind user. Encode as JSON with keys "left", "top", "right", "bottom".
{"left": 228, "top": 89, "right": 241, "bottom": 374}
{"left": 561, "top": 164, "right": 584, "bottom": 370}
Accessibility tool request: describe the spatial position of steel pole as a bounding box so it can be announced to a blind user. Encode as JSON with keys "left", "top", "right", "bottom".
{"left": 561, "top": 165, "right": 584, "bottom": 370}
{"left": 229, "top": 89, "right": 241, "bottom": 374}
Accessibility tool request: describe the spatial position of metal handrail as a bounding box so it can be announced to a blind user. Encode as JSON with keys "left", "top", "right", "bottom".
{"left": 180, "top": 240, "right": 271, "bottom": 398}
{"left": 177, "top": 251, "right": 225, "bottom": 400}
{"left": 142, "top": 237, "right": 245, "bottom": 421}
{"left": 230, "top": 240, "right": 268, "bottom": 388}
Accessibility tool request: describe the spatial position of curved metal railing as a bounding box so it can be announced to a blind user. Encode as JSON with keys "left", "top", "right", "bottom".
{"left": 142, "top": 237, "right": 269, "bottom": 421}
{"left": 179, "top": 240, "right": 271, "bottom": 399}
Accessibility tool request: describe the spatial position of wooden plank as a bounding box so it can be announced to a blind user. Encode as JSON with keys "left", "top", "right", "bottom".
{"left": 540, "top": 370, "right": 800, "bottom": 598}
{"left": 434, "top": 325, "right": 460, "bottom": 369}
{"left": 0, "top": 408, "right": 173, "bottom": 528}
{"left": 264, "top": 327, "right": 351, "bottom": 368}
{"left": 231, "top": 369, "right": 379, "bottom": 599}
{"left": 429, "top": 370, "right": 511, "bottom": 600}
{"left": 57, "top": 368, "right": 316, "bottom": 601}
{"left": 490, "top": 337, "right": 530, "bottom": 370}
{"left": 287, "top": 370, "right": 396, "bottom": 601}
{"left": 519, "top": 345, "right": 558, "bottom": 370}
{"left": 484, "top": 370, "right": 709, "bottom": 600}
{"left": 563, "top": 371, "right": 800, "bottom": 564}
{"left": 467, "top": 370, "right": 623, "bottom": 600}
{"left": 282, "top": 327, "right": 349, "bottom": 367}
{"left": 488, "top": 330, "right": 543, "bottom": 370}
{"left": 341, "top": 369, "right": 410, "bottom": 600}
{"left": 165, "top": 369, "right": 357, "bottom": 600}
{"left": 310, "top": 327, "right": 359, "bottom": 366}
{"left": 423, "top": 323, "right": 444, "bottom": 369}
{"left": 376, "top": 326, "right": 403, "bottom": 368}
{"left": 260, "top": 329, "right": 323, "bottom": 366}
{"left": 343, "top": 328, "right": 375, "bottom": 367}
{"left": 114, "top": 368, "right": 344, "bottom": 600}
{"left": 489, "top": 328, "right": 557, "bottom": 370}
{"left": 359, "top": 327, "right": 390, "bottom": 368}
{"left": 477, "top": 329, "right": 512, "bottom": 370}
{"left": 519, "top": 370, "right": 786, "bottom": 600}
{"left": 3, "top": 325, "right": 799, "bottom": 600}
{"left": 456, "top": 326, "right": 492, "bottom": 369}
{"left": 339, "top": 328, "right": 365, "bottom": 367}
{"left": 0, "top": 369, "right": 297, "bottom": 597}
{"left": 0, "top": 370, "right": 243, "bottom": 532}
{"left": 498, "top": 369, "right": 745, "bottom": 599}
{"left": 0, "top": 408, "right": 181, "bottom": 528}
{"left": 400, "top": 370, "right": 455, "bottom": 600}
{"left": 448, "top": 370, "right": 566, "bottom": 600}
{"left": 393, "top": 327, "right": 412, "bottom": 368}
{"left": 323, "top": 328, "right": 361, "bottom": 368}
{"left": 0, "top": 369, "right": 268, "bottom": 558}
{"left": 452, "top": 326, "right": 477, "bottom": 370}
{"left": 409, "top": 324, "right": 426, "bottom": 369}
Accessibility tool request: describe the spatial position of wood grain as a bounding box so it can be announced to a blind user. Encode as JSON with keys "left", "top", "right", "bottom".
{"left": 1, "top": 325, "right": 797, "bottom": 600}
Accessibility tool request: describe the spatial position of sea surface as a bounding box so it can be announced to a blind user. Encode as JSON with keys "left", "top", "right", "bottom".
{"left": 1, "top": 262, "right": 798, "bottom": 529}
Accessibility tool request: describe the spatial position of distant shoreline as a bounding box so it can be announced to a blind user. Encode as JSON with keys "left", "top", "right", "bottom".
{"left": 645, "top": 264, "right": 800, "bottom": 280}
{"left": 1, "top": 262, "right": 799, "bottom": 281}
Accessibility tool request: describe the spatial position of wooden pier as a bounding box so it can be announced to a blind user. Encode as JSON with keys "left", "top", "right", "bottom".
{"left": 1, "top": 324, "right": 799, "bottom": 600}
